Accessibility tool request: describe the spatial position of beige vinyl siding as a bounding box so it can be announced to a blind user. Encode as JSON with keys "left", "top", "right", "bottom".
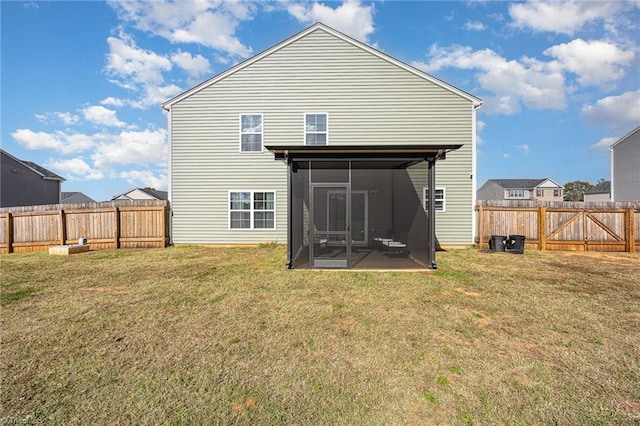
{"left": 170, "top": 28, "right": 474, "bottom": 244}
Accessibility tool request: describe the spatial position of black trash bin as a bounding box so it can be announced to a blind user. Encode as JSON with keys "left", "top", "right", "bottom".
{"left": 489, "top": 235, "right": 507, "bottom": 252}
{"left": 506, "top": 235, "right": 526, "bottom": 254}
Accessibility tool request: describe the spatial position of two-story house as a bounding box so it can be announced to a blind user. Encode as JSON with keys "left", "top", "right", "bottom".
{"left": 610, "top": 126, "right": 639, "bottom": 202}
{"left": 1, "top": 149, "right": 65, "bottom": 207}
{"left": 163, "top": 23, "right": 482, "bottom": 269}
{"left": 477, "top": 178, "right": 563, "bottom": 202}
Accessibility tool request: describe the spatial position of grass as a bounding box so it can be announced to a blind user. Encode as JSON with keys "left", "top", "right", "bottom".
{"left": 1, "top": 246, "right": 639, "bottom": 424}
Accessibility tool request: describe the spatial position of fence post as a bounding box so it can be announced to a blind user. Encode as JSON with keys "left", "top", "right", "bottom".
{"left": 161, "top": 206, "right": 167, "bottom": 248}
{"left": 59, "top": 209, "right": 66, "bottom": 245}
{"left": 626, "top": 208, "right": 635, "bottom": 253}
{"left": 477, "top": 204, "right": 483, "bottom": 248}
{"left": 6, "top": 212, "right": 13, "bottom": 254}
{"left": 539, "top": 206, "right": 546, "bottom": 250}
{"left": 113, "top": 207, "right": 120, "bottom": 249}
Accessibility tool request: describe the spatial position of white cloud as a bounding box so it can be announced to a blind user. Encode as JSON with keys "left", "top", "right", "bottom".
{"left": 45, "top": 158, "right": 105, "bottom": 180}
{"left": 119, "top": 169, "right": 168, "bottom": 190}
{"left": 508, "top": 1, "right": 625, "bottom": 35}
{"left": 581, "top": 90, "right": 640, "bottom": 130}
{"left": 476, "top": 120, "right": 485, "bottom": 145}
{"left": 100, "top": 97, "right": 125, "bottom": 107}
{"left": 413, "top": 45, "right": 566, "bottom": 114}
{"left": 12, "top": 129, "right": 94, "bottom": 154}
{"left": 34, "top": 111, "right": 80, "bottom": 125}
{"left": 516, "top": 144, "right": 530, "bottom": 154}
{"left": 128, "top": 84, "right": 183, "bottom": 109}
{"left": 91, "top": 128, "right": 168, "bottom": 169}
{"left": 287, "top": 0, "right": 375, "bottom": 43}
{"left": 108, "top": 1, "right": 254, "bottom": 58}
{"left": 589, "top": 136, "right": 619, "bottom": 152}
{"left": 82, "top": 105, "right": 126, "bottom": 127}
{"left": 544, "top": 39, "right": 634, "bottom": 87}
{"left": 171, "top": 51, "right": 211, "bottom": 80}
{"left": 464, "top": 21, "right": 485, "bottom": 31}
{"left": 104, "top": 31, "right": 184, "bottom": 109}
{"left": 105, "top": 32, "right": 172, "bottom": 88}
{"left": 13, "top": 127, "right": 168, "bottom": 180}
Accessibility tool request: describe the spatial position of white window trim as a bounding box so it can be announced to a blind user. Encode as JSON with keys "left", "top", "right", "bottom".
{"left": 228, "top": 190, "right": 276, "bottom": 230}
{"left": 239, "top": 113, "right": 264, "bottom": 153}
{"left": 506, "top": 189, "right": 526, "bottom": 199}
{"left": 423, "top": 187, "right": 446, "bottom": 213}
{"left": 304, "top": 112, "right": 329, "bottom": 146}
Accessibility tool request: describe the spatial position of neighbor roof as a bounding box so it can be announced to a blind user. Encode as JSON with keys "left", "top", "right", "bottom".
{"left": 162, "top": 22, "right": 482, "bottom": 110}
{"left": 138, "top": 187, "right": 168, "bottom": 200}
{"left": 585, "top": 181, "right": 611, "bottom": 194}
{"left": 1, "top": 149, "right": 65, "bottom": 181}
{"left": 111, "top": 187, "right": 168, "bottom": 201}
{"left": 61, "top": 192, "right": 96, "bottom": 203}
{"left": 488, "top": 179, "right": 547, "bottom": 189}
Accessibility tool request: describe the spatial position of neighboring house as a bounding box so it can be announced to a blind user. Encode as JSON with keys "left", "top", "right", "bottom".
{"left": 111, "top": 187, "right": 168, "bottom": 201}
{"left": 61, "top": 192, "right": 96, "bottom": 204}
{"left": 610, "top": 126, "right": 640, "bottom": 202}
{"left": 583, "top": 181, "right": 611, "bottom": 202}
{"left": 477, "top": 178, "right": 564, "bottom": 202}
{"left": 1, "top": 149, "right": 65, "bottom": 207}
{"left": 162, "top": 23, "right": 482, "bottom": 270}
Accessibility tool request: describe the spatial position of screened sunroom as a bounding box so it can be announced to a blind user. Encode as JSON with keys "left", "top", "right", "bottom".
{"left": 266, "top": 145, "right": 461, "bottom": 270}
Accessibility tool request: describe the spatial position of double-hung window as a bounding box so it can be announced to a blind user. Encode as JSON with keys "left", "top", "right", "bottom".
{"left": 240, "top": 114, "right": 263, "bottom": 152}
{"left": 229, "top": 191, "right": 275, "bottom": 229}
{"left": 507, "top": 189, "right": 525, "bottom": 199}
{"left": 305, "top": 113, "right": 328, "bottom": 146}
{"left": 424, "top": 187, "right": 446, "bottom": 212}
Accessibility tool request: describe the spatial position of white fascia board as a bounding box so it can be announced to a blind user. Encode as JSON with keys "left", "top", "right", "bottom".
{"left": 609, "top": 125, "right": 640, "bottom": 150}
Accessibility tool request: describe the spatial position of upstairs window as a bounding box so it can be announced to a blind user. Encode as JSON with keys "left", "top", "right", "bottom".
{"left": 554, "top": 189, "right": 561, "bottom": 197}
{"left": 507, "top": 189, "right": 525, "bottom": 199}
{"left": 424, "top": 187, "right": 446, "bottom": 212}
{"left": 536, "top": 189, "right": 543, "bottom": 197}
{"left": 240, "top": 114, "right": 263, "bottom": 152}
{"left": 305, "top": 113, "right": 328, "bottom": 146}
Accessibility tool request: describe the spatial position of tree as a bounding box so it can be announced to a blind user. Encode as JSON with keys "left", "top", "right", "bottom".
{"left": 564, "top": 181, "right": 592, "bottom": 201}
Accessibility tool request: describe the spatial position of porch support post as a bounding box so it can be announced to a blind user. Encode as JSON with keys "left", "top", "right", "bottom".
{"left": 427, "top": 157, "right": 437, "bottom": 269}
{"left": 286, "top": 155, "right": 294, "bottom": 269}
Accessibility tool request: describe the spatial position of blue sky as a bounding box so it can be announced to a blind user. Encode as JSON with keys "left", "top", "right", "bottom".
{"left": 2, "top": 0, "right": 639, "bottom": 201}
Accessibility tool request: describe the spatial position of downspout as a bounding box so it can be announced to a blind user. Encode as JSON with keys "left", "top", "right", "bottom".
{"left": 285, "top": 150, "right": 293, "bottom": 269}
{"left": 427, "top": 156, "right": 437, "bottom": 269}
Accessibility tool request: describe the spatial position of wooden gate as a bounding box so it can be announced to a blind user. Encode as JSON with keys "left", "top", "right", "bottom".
{"left": 544, "top": 208, "right": 629, "bottom": 252}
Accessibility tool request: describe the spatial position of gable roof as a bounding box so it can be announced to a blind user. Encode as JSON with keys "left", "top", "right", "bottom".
{"left": 1, "top": 149, "right": 65, "bottom": 181}
{"left": 111, "top": 187, "right": 168, "bottom": 201}
{"left": 163, "top": 22, "right": 482, "bottom": 110}
{"left": 585, "top": 181, "right": 611, "bottom": 194}
{"left": 609, "top": 125, "right": 639, "bottom": 150}
{"left": 487, "top": 179, "right": 547, "bottom": 189}
{"left": 137, "top": 187, "right": 168, "bottom": 200}
{"left": 61, "top": 192, "right": 96, "bottom": 203}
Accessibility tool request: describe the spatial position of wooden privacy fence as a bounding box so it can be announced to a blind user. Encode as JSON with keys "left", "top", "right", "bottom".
{"left": 476, "top": 200, "right": 640, "bottom": 253}
{"left": 0, "top": 200, "right": 170, "bottom": 253}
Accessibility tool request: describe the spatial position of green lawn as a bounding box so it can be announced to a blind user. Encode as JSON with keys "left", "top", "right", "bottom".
{"left": 1, "top": 246, "right": 639, "bottom": 424}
